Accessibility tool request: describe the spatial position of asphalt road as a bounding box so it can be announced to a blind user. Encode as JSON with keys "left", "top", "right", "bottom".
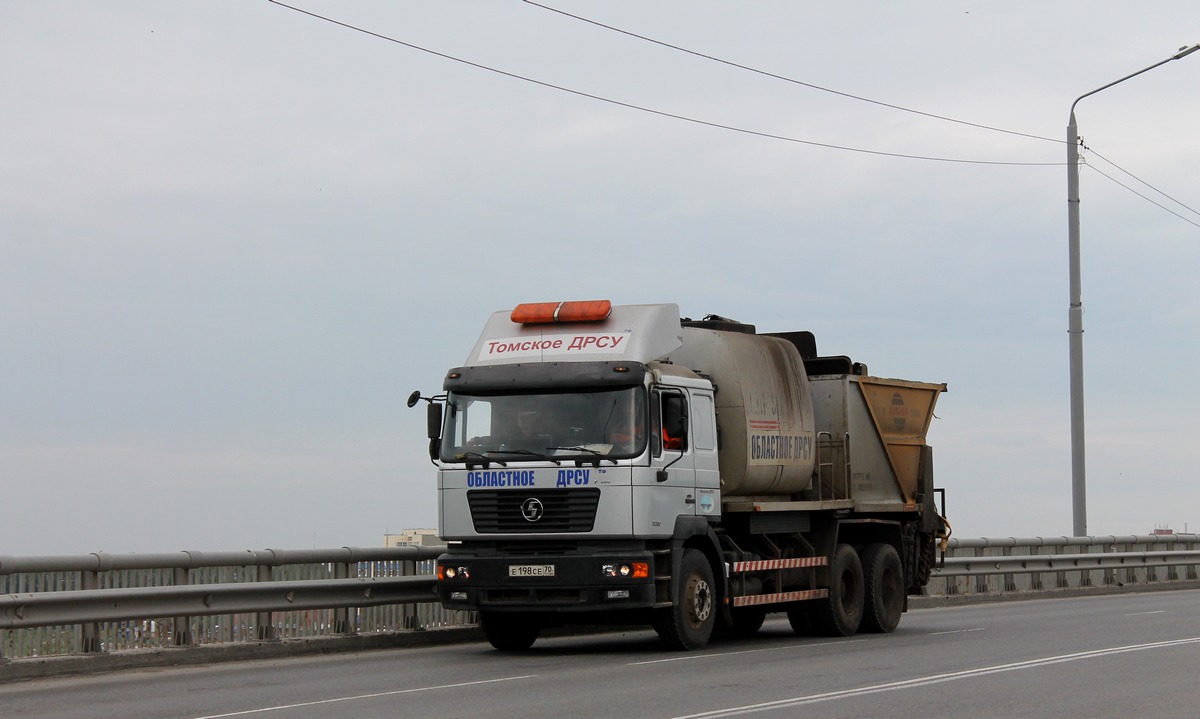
{"left": 3, "top": 589, "right": 1198, "bottom": 719}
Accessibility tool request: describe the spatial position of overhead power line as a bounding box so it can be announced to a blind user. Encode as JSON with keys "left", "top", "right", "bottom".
{"left": 1084, "top": 147, "right": 1200, "bottom": 221}
{"left": 1083, "top": 163, "right": 1200, "bottom": 230}
{"left": 528, "top": 0, "right": 1200, "bottom": 228}
{"left": 523, "top": 0, "right": 1062, "bottom": 145}
{"left": 267, "top": 1, "right": 1061, "bottom": 167}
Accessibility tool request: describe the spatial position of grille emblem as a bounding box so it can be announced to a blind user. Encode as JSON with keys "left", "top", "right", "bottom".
{"left": 521, "top": 498, "right": 544, "bottom": 522}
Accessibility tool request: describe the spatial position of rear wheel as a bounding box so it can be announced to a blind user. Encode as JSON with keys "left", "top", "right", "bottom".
{"left": 860, "top": 543, "right": 904, "bottom": 633}
{"left": 786, "top": 602, "right": 816, "bottom": 636}
{"left": 653, "top": 549, "right": 716, "bottom": 650}
{"left": 915, "top": 532, "right": 937, "bottom": 586}
{"left": 810, "top": 543, "right": 864, "bottom": 637}
{"left": 480, "top": 611, "right": 540, "bottom": 651}
{"left": 727, "top": 606, "right": 767, "bottom": 636}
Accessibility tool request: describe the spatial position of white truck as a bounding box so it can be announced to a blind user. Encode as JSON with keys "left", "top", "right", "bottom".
{"left": 409, "top": 300, "right": 949, "bottom": 650}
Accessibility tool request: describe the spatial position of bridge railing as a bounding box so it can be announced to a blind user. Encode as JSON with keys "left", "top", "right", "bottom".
{"left": 927, "top": 533, "right": 1200, "bottom": 595}
{"left": 0, "top": 546, "right": 468, "bottom": 660}
{"left": 3, "top": 535, "right": 1198, "bottom": 661}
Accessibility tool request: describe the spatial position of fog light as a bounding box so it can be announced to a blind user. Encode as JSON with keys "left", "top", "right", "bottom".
{"left": 606, "top": 589, "right": 630, "bottom": 599}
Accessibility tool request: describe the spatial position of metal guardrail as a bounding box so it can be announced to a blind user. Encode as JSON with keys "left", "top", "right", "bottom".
{"left": 928, "top": 533, "right": 1200, "bottom": 595}
{"left": 939, "top": 550, "right": 1200, "bottom": 575}
{"left": 3, "top": 536, "right": 1198, "bottom": 662}
{"left": 2, "top": 576, "right": 436, "bottom": 628}
{"left": 1, "top": 547, "right": 452, "bottom": 660}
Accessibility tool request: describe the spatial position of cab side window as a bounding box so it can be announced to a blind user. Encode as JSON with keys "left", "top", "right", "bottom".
{"left": 690, "top": 393, "right": 716, "bottom": 451}
{"left": 656, "top": 391, "right": 688, "bottom": 454}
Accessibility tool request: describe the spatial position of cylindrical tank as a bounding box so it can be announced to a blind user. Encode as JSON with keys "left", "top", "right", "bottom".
{"left": 670, "top": 327, "right": 816, "bottom": 496}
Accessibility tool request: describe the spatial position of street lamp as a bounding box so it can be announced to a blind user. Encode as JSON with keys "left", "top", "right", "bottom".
{"left": 1066, "top": 43, "right": 1199, "bottom": 537}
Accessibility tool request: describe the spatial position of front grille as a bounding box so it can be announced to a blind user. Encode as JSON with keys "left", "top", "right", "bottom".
{"left": 492, "top": 541, "right": 578, "bottom": 555}
{"left": 486, "top": 588, "right": 586, "bottom": 604}
{"left": 468, "top": 488, "right": 601, "bottom": 533}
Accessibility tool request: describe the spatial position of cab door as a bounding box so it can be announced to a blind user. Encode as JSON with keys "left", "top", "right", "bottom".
{"left": 688, "top": 390, "right": 721, "bottom": 519}
{"left": 632, "top": 388, "right": 696, "bottom": 535}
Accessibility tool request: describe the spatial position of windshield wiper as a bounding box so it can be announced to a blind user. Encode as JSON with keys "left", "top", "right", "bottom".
{"left": 550, "top": 445, "right": 601, "bottom": 455}
{"left": 489, "top": 448, "right": 562, "bottom": 465}
{"left": 549, "top": 446, "right": 618, "bottom": 467}
{"left": 461, "top": 451, "right": 506, "bottom": 469}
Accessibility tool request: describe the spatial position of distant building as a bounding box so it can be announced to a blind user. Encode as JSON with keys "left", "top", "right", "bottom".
{"left": 384, "top": 528, "right": 440, "bottom": 547}
{"left": 1151, "top": 526, "right": 1175, "bottom": 536}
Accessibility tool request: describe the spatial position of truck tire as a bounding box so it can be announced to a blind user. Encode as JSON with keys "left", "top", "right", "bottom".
{"left": 786, "top": 603, "right": 816, "bottom": 636}
{"left": 480, "top": 611, "right": 540, "bottom": 651}
{"left": 915, "top": 532, "right": 937, "bottom": 587}
{"left": 727, "top": 606, "right": 767, "bottom": 636}
{"left": 653, "top": 549, "right": 716, "bottom": 650}
{"left": 810, "top": 543, "right": 864, "bottom": 637}
{"left": 860, "top": 543, "right": 904, "bottom": 633}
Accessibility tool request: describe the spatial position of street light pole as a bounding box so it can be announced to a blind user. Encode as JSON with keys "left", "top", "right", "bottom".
{"left": 1066, "top": 43, "right": 1199, "bottom": 537}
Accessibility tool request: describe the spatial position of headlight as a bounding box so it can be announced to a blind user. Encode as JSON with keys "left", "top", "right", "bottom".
{"left": 438, "top": 565, "right": 470, "bottom": 581}
{"left": 601, "top": 562, "right": 649, "bottom": 579}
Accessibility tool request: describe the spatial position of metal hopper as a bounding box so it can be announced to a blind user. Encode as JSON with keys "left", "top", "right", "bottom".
{"left": 809, "top": 374, "right": 946, "bottom": 508}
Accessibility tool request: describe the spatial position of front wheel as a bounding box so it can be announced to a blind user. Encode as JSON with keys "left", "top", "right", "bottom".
{"left": 653, "top": 549, "right": 716, "bottom": 650}
{"left": 480, "top": 611, "right": 540, "bottom": 651}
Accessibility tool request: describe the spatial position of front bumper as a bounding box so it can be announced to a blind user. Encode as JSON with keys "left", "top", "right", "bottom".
{"left": 437, "top": 546, "right": 657, "bottom": 612}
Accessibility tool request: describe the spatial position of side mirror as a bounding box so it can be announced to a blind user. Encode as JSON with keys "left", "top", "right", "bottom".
{"left": 427, "top": 402, "right": 443, "bottom": 440}
{"left": 409, "top": 390, "right": 445, "bottom": 462}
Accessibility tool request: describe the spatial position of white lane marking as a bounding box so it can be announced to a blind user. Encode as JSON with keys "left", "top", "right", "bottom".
{"left": 929, "top": 628, "right": 986, "bottom": 636}
{"left": 1124, "top": 610, "right": 1166, "bottom": 616}
{"left": 629, "top": 639, "right": 867, "bottom": 666}
{"left": 192, "top": 675, "right": 538, "bottom": 719}
{"left": 672, "top": 636, "right": 1200, "bottom": 719}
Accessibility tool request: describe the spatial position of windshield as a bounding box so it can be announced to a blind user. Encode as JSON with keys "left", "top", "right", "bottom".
{"left": 441, "top": 386, "right": 646, "bottom": 462}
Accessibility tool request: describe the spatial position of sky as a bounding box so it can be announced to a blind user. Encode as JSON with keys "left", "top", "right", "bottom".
{"left": 2, "top": 2, "right": 1198, "bottom": 556}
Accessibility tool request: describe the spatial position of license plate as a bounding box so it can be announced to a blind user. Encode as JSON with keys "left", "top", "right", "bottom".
{"left": 509, "top": 564, "right": 555, "bottom": 577}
